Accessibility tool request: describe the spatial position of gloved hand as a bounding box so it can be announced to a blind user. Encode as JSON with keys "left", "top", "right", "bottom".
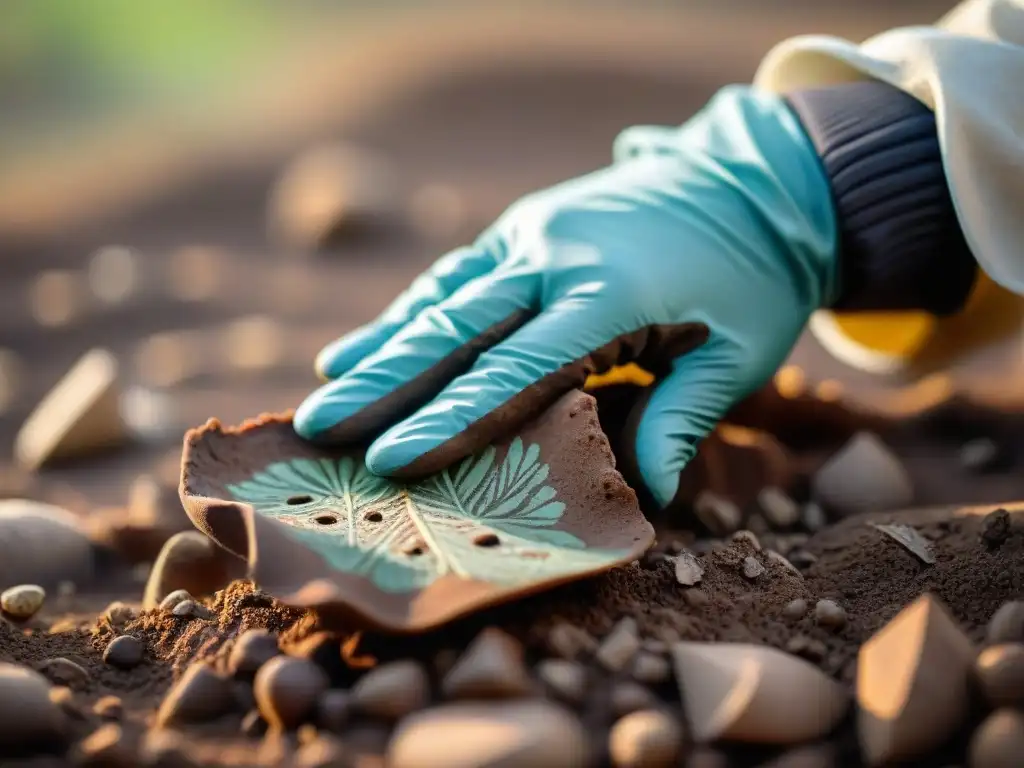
{"left": 294, "top": 85, "right": 839, "bottom": 509}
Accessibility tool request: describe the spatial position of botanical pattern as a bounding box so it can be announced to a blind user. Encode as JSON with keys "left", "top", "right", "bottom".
{"left": 226, "top": 438, "right": 622, "bottom": 593}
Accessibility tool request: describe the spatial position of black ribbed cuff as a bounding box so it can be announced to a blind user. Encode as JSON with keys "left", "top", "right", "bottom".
{"left": 784, "top": 81, "right": 976, "bottom": 315}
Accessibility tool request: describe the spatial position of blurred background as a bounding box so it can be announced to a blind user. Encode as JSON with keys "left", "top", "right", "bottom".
{"left": 0, "top": 1, "right": 970, "bottom": 508}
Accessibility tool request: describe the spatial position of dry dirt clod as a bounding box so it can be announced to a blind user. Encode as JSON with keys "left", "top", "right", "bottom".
{"left": 0, "top": 499, "right": 96, "bottom": 588}
{"left": 597, "top": 618, "right": 641, "bottom": 672}
{"left": 674, "top": 551, "right": 704, "bottom": 586}
{"left": 982, "top": 508, "right": 1012, "bottom": 549}
{"left": 694, "top": 491, "right": 741, "bottom": 537}
{"left": 39, "top": 657, "right": 90, "bottom": 688}
{"left": 759, "top": 486, "right": 801, "bottom": 528}
{"left": 442, "top": 627, "right": 533, "bottom": 700}
{"left": 143, "top": 532, "right": 239, "bottom": 609}
{"left": 608, "top": 709, "right": 684, "bottom": 768}
{"left": 856, "top": 594, "right": 975, "bottom": 766}
{"left": 536, "top": 659, "right": 588, "bottom": 706}
{"left": 104, "top": 635, "right": 145, "bottom": 669}
{"left": 387, "top": 701, "right": 589, "bottom": 768}
{"left": 811, "top": 431, "right": 913, "bottom": 516}
{"left": 673, "top": 642, "right": 848, "bottom": 744}
{"left": 94, "top": 695, "right": 124, "bottom": 720}
{"left": 631, "top": 652, "right": 671, "bottom": 685}
{"left": 315, "top": 689, "right": 352, "bottom": 733}
{"left": 970, "top": 709, "right": 1024, "bottom": 768}
{"left": 546, "top": 621, "right": 598, "bottom": 660}
{"left": 0, "top": 662, "right": 67, "bottom": 751}
{"left": 814, "top": 600, "right": 847, "bottom": 631}
{"left": 742, "top": 556, "right": 765, "bottom": 580}
{"left": 611, "top": 681, "right": 660, "bottom": 718}
{"left": 228, "top": 628, "right": 280, "bottom": 678}
{"left": 1, "top": 583, "right": 45, "bottom": 619}
{"left": 351, "top": 660, "right": 430, "bottom": 721}
{"left": 782, "top": 599, "right": 808, "bottom": 621}
{"left": 74, "top": 723, "right": 133, "bottom": 768}
{"left": 976, "top": 644, "right": 1024, "bottom": 709}
{"left": 254, "top": 655, "right": 329, "bottom": 731}
{"left": 988, "top": 601, "right": 1024, "bottom": 644}
{"left": 156, "top": 662, "right": 234, "bottom": 728}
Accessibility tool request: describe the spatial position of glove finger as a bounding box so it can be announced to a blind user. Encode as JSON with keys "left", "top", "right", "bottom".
{"left": 612, "top": 125, "right": 680, "bottom": 163}
{"left": 294, "top": 265, "right": 535, "bottom": 445}
{"left": 315, "top": 244, "right": 500, "bottom": 380}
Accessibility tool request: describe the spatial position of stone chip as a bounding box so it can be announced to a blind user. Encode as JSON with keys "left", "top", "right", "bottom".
{"left": 442, "top": 627, "right": 533, "bottom": 700}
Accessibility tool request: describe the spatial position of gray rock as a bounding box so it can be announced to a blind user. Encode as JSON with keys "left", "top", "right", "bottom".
{"left": 39, "top": 658, "right": 90, "bottom": 688}
{"left": 802, "top": 503, "right": 827, "bottom": 532}
{"left": 976, "top": 644, "right": 1024, "bottom": 709}
{"left": 759, "top": 487, "right": 801, "bottom": 528}
{"left": 812, "top": 432, "right": 913, "bottom": 515}
{"left": 988, "top": 601, "right": 1024, "bottom": 644}
{"left": 228, "top": 629, "right": 279, "bottom": 677}
{"left": 596, "top": 618, "right": 641, "bottom": 672}
{"left": 694, "top": 491, "right": 741, "bottom": 536}
{"left": 546, "top": 621, "right": 597, "bottom": 660}
{"left": 442, "top": 627, "right": 532, "bottom": 700}
{"left": 315, "top": 690, "right": 352, "bottom": 733}
{"left": 536, "top": 659, "right": 587, "bottom": 706}
{"left": 611, "top": 681, "right": 659, "bottom": 717}
{"left": 254, "top": 656, "right": 329, "bottom": 730}
{"left": 156, "top": 662, "right": 234, "bottom": 727}
{"left": 104, "top": 635, "right": 145, "bottom": 670}
{"left": 1, "top": 584, "right": 45, "bottom": 619}
{"left": 782, "top": 599, "right": 809, "bottom": 621}
{"left": 158, "top": 589, "right": 192, "bottom": 612}
{"left": 815, "top": 600, "right": 847, "bottom": 631}
{"left": 631, "top": 652, "right": 671, "bottom": 685}
{"left": 674, "top": 551, "right": 704, "bottom": 587}
{"left": 970, "top": 709, "right": 1024, "bottom": 768}
{"left": 608, "top": 709, "right": 684, "bottom": 768}
{"left": 351, "top": 660, "right": 430, "bottom": 720}
{"left": 0, "top": 500, "right": 95, "bottom": 588}
{"left": 742, "top": 556, "right": 766, "bottom": 580}
{"left": 0, "top": 663, "right": 66, "bottom": 750}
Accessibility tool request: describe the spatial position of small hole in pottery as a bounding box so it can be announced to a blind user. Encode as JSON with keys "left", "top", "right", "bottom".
{"left": 604, "top": 492, "right": 614, "bottom": 501}
{"left": 314, "top": 515, "right": 338, "bottom": 525}
{"left": 363, "top": 510, "right": 383, "bottom": 523}
{"left": 473, "top": 533, "right": 500, "bottom": 548}
{"left": 401, "top": 539, "right": 427, "bottom": 557}
{"left": 287, "top": 495, "right": 313, "bottom": 505}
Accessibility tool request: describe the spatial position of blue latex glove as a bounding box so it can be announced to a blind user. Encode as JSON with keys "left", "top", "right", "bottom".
{"left": 295, "top": 86, "right": 839, "bottom": 509}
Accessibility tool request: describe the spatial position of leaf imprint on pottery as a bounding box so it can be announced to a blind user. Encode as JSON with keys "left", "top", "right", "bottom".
{"left": 226, "top": 438, "right": 616, "bottom": 593}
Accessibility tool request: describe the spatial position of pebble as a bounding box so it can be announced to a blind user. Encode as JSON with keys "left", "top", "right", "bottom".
{"left": 547, "top": 621, "right": 598, "bottom": 660}
{"left": 536, "top": 659, "right": 588, "bottom": 706}
{"left": 814, "top": 600, "right": 847, "bottom": 630}
{"left": 315, "top": 689, "right": 352, "bottom": 732}
{"left": 631, "top": 652, "right": 671, "bottom": 685}
{"left": 442, "top": 627, "right": 533, "bottom": 700}
{"left": 102, "top": 601, "right": 135, "bottom": 628}
{"left": 988, "top": 601, "right": 1024, "bottom": 644}
{"left": 228, "top": 629, "right": 280, "bottom": 677}
{"left": 0, "top": 662, "right": 67, "bottom": 750}
{"left": 959, "top": 437, "right": 1006, "bottom": 474}
{"left": 75, "top": 723, "right": 133, "bottom": 767}
{"left": 158, "top": 589, "right": 193, "bottom": 612}
{"left": 1, "top": 583, "right": 45, "bottom": 619}
{"left": 254, "top": 655, "right": 330, "bottom": 730}
{"left": 857, "top": 595, "right": 975, "bottom": 765}
{"left": 387, "top": 701, "right": 588, "bottom": 768}
{"left": 976, "top": 644, "right": 1024, "bottom": 708}
{"left": 969, "top": 709, "right": 1024, "bottom": 768}
{"left": 143, "top": 531, "right": 237, "bottom": 609}
{"left": 785, "top": 635, "right": 827, "bottom": 663}
{"left": 156, "top": 662, "right": 234, "bottom": 727}
{"left": 611, "top": 681, "right": 660, "bottom": 717}
{"left": 93, "top": 695, "right": 124, "bottom": 720}
{"left": 742, "top": 556, "right": 765, "bottom": 580}
{"left": 694, "top": 491, "right": 741, "bottom": 536}
{"left": 782, "top": 599, "right": 809, "bottom": 621}
{"left": 802, "top": 503, "right": 827, "bottom": 532}
{"left": 596, "top": 618, "right": 641, "bottom": 672}
{"left": 351, "top": 660, "right": 430, "bottom": 720}
{"left": 39, "top": 657, "right": 90, "bottom": 688}
{"left": 608, "top": 709, "right": 684, "bottom": 768}
{"left": 759, "top": 487, "right": 801, "bottom": 528}
{"left": 673, "top": 641, "right": 848, "bottom": 744}
{"left": 0, "top": 500, "right": 95, "bottom": 588}
{"left": 104, "top": 635, "right": 145, "bottom": 669}
{"left": 674, "top": 551, "right": 704, "bottom": 586}
{"left": 811, "top": 432, "right": 913, "bottom": 515}
{"left": 171, "top": 599, "right": 213, "bottom": 619}
{"left": 15, "top": 348, "right": 126, "bottom": 470}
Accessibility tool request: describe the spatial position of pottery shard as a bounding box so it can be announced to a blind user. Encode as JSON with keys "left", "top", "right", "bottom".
{"left": 387, "top": 701, "right": 589, "bottom": 768}
{"left": 143, "top": 531, "right": 242, "bottom": 609}
{"left": 156, "top": 662, "right": 234, "bottom": 728}
{"left": 0, "top": 499, "right": 95, "bottom": 588}
{"left": 672, "top": 642, "right": 848, "bottom": 744}
{"left": 856, "top": 594, "right": 975, "bottom": 766}
{"left": 351, "top": 660, "right": 430, "bottom": 720}
{"left": 0, "top": 663, "right": 66, "bottom": 750}
{"left": 811, "top": 432, "right": 912, "bottom": 515}
{"left": 970, "top": 709, "right": 1024, "bottom": 768}
{"left": 15, "top": 348, "right": 127, "bottom": 470}
{"left": 442, "top": 627, "right": 533, "bottom": 700}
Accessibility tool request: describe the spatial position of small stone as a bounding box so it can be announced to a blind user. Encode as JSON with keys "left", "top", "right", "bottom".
{"left": 143, "top": 532, "right": 239, "bottom": 609}
{"left": 351, "top": 660, "right": 430, "bottom": 720}
{"left": 597, "top": 618, "right": 641, "bottom": 672}
{"left": 156, "top": 662, "right": 234, "bottom": 727}
{"left": 1, "top": 584, "right": 45, "bottom": 619}
{"left": 171, "top": 599, "right": 212, "bottom": 619}
{"left": 158, "top": 589, "right": 192, "bottom": 612}
{"left": 988, "top": 601, "right": 1024, "bottom": 644}
{"left": 814, "top": 600, "right": 847, "bottom": 630}
{"left": 254, "top": 655, "right": 329, "bottom": 731}
{"left": 0, "top": 499, "right": 95, "bottom": 588}
{"left": 857, "top": 594, "right": 975, "bottom": 766}
{"left": 674, "top": 551, "right": 704, "bottom": 586}
{"left": 241, "top": 708, "right": 266, "bottom": 738}
{"left": 104, "top": 635, "right": 145, "bottom": 669}
{"left": 788, "top": 550, "right": 819, "bottom": 569}
{"left": 75, "top": 723, "right": 133, "bottom": 767}
{"left": 294, "top": 734, "right": 350, "bottom": 768}
{"left": 0, "top": 662, "right": 67, "bottom": 750}
{"left": 758, "top": 487, "right": 801, "bottom": 528}
{"left": 730, "top": 530, "right": 762, "bottom": 551}
{"left": 315, "top": 689, "right": 352, "bottom": 732}
{"left": 959, "top": 437, "right": 1006, "bottom": 474}
{"left": 673, "top": 642, "right": 848, "bottom": 744}
{"left": 684, "top": 589, "right": 709, "bottom": 608}
{"left": 387, "top": 701, "right": 588, "bottom": 768}
{"left": 609, "top": 709, "right": 684, "bottom": 768}
{"left": 742, "top": 556, "right": 765, "bottom": 580}
{"left": 39, "top": 657, "right": 90, "bottom": 688}
{"left": 981, "top": 508, "right": 1012, "bottom": 549}
{"left": 611, "top": 681, "right": 659, "bottom": 717}
{"left": 547, "top": 621, "right": 598, "bottom": 660}
{"left": 631, "top": 652, "right": 671, "bottom": 685}
{"left": 694, "top": 491, "right": 741, "bottom": 536}
{"left": 94, "top": 695, "right": 124, "bottom": 720}
{"left": 782, "top": 599, "right": 809, "bottom": 621}
{"left": 785, "top": 635, "right": 827, "bottom": 663}
{"left": 976, "top": 644, "right": 1024, "bottom": 709}
{"left": 103, "top": 602, "right": 135, "bottom": 628}
{"left": 229, "top": 629, "right": 280, "bottom": 677}
{"left": 442, "top": 627, "right": 532, "bottom": 700}
{"left": 802, "top": 503, "right": 827, "bottom": 532}
{"left": 969, "top": 709, "right": 1024, "bottom": 768}
{"left": 766, "top": 550, "right": 803, "bottom": 578}
{"left": 812, "top": 432, "right": 913, "bottom": 515}
{"left": 536, "top": 659, "right": 588, "bottom": 706}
